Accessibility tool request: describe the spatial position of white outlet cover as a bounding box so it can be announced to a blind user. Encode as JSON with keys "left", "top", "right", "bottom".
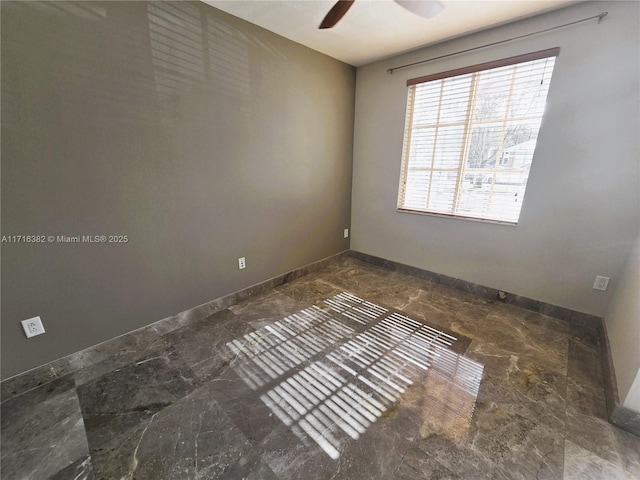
{"left": 21, "top": 316, "right": 46, "bottom": 338}
{"left": 593, "top": 276, "right": 610, "bottom": 291}
{"left": 238, "top": 257, "right": 246, "bottom": 270}
{"left": 344, "top": 228, "right": 349, "bottom": 238}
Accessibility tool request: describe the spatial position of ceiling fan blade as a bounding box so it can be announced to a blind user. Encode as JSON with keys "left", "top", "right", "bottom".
{"left": 319, "top": 0, "right": 356, "bottom": 29}
{"left": 394, "top": 0, "right": 444, "bottom": 19}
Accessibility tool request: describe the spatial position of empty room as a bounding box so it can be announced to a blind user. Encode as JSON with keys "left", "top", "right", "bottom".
{"left": 1, "top": 0, "right": 638, "bottom": 479}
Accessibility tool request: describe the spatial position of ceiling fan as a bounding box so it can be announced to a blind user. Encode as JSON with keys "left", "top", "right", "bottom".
{"left": 319, "top": 0, "right": 444, "bottom": 29}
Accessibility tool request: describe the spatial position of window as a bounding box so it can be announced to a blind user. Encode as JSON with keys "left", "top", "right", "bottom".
{"left": 397, "top": 48, "right": 558, "bottom": 224}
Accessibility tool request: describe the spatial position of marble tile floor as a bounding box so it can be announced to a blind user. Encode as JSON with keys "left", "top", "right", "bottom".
{"left": 2, "top": 256, "right": 639, "bottom": 480}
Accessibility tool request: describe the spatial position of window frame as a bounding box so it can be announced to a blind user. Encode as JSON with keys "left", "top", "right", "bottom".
{"left": 397, "top": 47, "right": 560, "bottom": 225}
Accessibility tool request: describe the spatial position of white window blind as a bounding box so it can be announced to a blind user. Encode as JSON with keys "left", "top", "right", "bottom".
{"left": 397, "top": 48, "right": 559, "bottom": 224}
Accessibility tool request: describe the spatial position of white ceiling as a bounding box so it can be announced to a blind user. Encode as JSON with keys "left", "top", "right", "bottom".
{"left": 201, "top": 0, "right": 574, "bottom": 67}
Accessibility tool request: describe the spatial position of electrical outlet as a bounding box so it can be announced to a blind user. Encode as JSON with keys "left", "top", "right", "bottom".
{"left": 344, "top": 228, "right": 349, "bottom": 238}
{"left": 21, "top": 316, "right": 46, "bottom": 338}
{"left": 593, "top": 275, "right": 610, "bottom": 291}
{"left": 238, "top": 257, "right": 246, "bottom": 270}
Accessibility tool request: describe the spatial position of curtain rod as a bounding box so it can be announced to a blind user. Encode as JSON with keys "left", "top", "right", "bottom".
{"left": 387, "top": 11, "right": 608, "bottom": 74}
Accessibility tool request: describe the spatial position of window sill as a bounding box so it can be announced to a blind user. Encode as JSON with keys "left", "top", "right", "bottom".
{"left": 396, "top": 208, "right": 518, "bottom": 226}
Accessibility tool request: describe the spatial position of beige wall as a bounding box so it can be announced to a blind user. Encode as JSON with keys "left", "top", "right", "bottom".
{"left": 351, "top": 1, "right": 639, "bottom": 317}
{"left": 1, "top": 1, "right": 355, "bottom": 379}
{"left": 606, "top": 235, "right": 640, "bottom": 412}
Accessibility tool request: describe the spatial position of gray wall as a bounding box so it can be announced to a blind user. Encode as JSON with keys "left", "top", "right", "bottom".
{"left": 1, "top": 1, "right": 355, "bottom": 379}
{"left": 351, "top": 1, "right": 639, "bottom": 317}
{"left": 605, "top": 234, "right": 640, "bottom": 411}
